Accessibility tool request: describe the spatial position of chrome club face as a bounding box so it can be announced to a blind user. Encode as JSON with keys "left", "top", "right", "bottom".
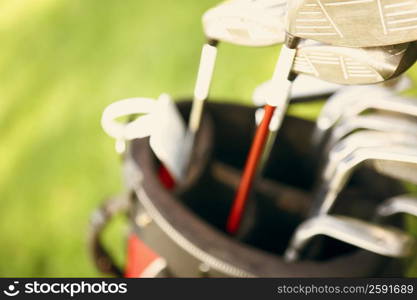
{"left": 292, "top": 42, "right": 417, "bottom": 84}
{"left": 252, "top": 43, "right": 416, "bottom": 133}
{"left": 284, "top": 214, "right": 416, "bottom": 262}
{"left": 287, "top": 0, "right": 417, "bottom": 47}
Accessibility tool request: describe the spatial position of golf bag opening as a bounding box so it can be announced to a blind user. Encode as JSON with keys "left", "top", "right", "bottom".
{"left": 127, "top": 101, "right": 405, "bottom": 276}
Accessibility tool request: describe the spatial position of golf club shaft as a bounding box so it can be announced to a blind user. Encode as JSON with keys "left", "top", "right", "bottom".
{"left": 177, "top": 41, "right": 218, "bottom": 181}
{"left": 226, "top": 104, "right": 276, "bottom": 234}
{"left": 259, "top": 126, "right": 279, "bottom": 173}
{"left": 227, "top": 44, "right": 297, "bottom": 234}
{"left": 257, "top": 85, "right": 293, "bottom": 174}
{"left": 188, "top": 41, "right": 218, "bottom": 135}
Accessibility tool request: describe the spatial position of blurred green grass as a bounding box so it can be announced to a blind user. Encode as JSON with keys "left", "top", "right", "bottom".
{"left": 0, "top": 0, "right": 416, "bottom": 276}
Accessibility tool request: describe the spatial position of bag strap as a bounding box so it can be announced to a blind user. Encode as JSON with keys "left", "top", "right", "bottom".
{"left": 88, "top": 194, "right": 129, "bottom": 277}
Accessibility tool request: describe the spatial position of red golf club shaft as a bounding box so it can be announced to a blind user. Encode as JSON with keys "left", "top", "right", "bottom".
{"left": 226, "top": 104, "right": 276, "bottom": 235}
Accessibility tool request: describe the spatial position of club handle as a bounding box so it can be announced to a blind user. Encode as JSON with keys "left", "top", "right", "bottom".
{"left": 189, "top": 44, "right": 218, "bottom": 134}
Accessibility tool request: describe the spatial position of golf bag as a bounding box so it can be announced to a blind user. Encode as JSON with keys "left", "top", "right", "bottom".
{"left": 90, "top": 101, "right": 407, "bottom": 277}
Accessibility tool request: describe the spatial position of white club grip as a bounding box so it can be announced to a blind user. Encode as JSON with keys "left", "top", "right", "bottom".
{"left": 194, "top": 44, "right": 218, "bottom": 102}
{"left": 266, "top": 45, "right": 296, "bottom": 107}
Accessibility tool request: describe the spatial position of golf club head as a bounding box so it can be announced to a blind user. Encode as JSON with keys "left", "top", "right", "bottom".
{"left": 287, "top": 0, "right": 417, "bottom": 47}
{"left": 335, "top": 95, "right": 417, "bottom": 128}
{"left": 315, "top": 145, "right": 417, "bottom": 215}
{"left": 382, "top": 74, "right": 413, "bottom": 91}
{"left": 253, "top": 74, "right": 340, "bottom": 106}
{"left": 203, "top": 0, "right": 287, "bottom": 46}
{"left": 284, "top": 214, "right": 416, "bottom": 262}
{"left": 322, "top": 130, "right": 417, "bottom": 182}
{"left": 324, "top": 112, "right": 417, "bottom": 153}
{"left": 377, "top": 195, "right": 417, "bottom": 218}
{"left": 292, "top": 42, "right": 417, "bottom": 85}
{"left": 312, "top": 78, "right": 412, "bottom": 148}
{"left": 373, "top": 159, "right": 417, "bottom": 184}
{"left": 190, "top": 0, "right": 287, "bottom": 139}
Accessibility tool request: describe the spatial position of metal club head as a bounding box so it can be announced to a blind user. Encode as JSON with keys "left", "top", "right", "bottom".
{"left": 322, "top": 130, "right": 417, "bottom": 182}
{"left": 323, "top": 112, "right": 417, "bottom": 153}
{"left": 189, "top": 0, "right": 288, "bottom": 135}
{"left": 203, "top": 0, "right": 287, "bottom": 46}
{"left": 377, "top": 195, "right": 417, "bottom": 218}
{"left": 292, "top": 42, "right": 417, "bottom": 85}
{"left": 333, "top": 94, "right": 417, "bottom": 125}
{"left": 284, "top": 214, "right": 416, "bottom": 262}
{"left": 287, "top": 0, "right": 417, "bottom": 47}
{"left": 312, "top": 77, "right": 412, "bottom": 148}
{"left": 256, "top": 42, "right": 416, "bottom": 108}
{"left": 314, "top": 145, "right": 417, "bottom": 215}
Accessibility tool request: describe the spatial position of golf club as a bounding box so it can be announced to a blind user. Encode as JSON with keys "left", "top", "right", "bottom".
{"left": 227, "top": 0, "right": 417, "bottom": 234}
{"left": 187, "top": 0, "right": 288, "bottom": 150}
{"left": 338, "top": 95, "right": 417, "bottom": 126}
{"left": 287, "top": 0, "right": 417, "bottom": 47}
{"left": 253, "top": 75, "right": 340, "bottom": 175}
{"left": 228, "top": 41, "right": 417, "bottom": 234}
{"left": 313, "top": 145, "right": 417, "bottom": 216}
{"left": 284, "top": 214, "right": 416, "bottom": 262}
{"left": 377, "top": 195, "right": 417, "bottom": 218}
{"left": 312, "top": 80, "right": 414, "bottom": 149}
{"left": 322, "top": 130, "right": 417, "bottom": 182}
{"left": 293, "top": 42, "right": 417, "bottom": 85}
{"left": 323, "top": 112, "right": 417, "bottom": 154}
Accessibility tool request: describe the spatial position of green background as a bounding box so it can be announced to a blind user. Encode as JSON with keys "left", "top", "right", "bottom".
{"left": 0, "top": 0, "right": 416, "bottom": 276}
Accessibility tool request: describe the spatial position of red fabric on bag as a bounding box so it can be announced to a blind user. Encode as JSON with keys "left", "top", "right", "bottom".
{"left": 124, "top": 164, "right": 175, "bottom": 277}
{"left": 158, "top": 165, "right": 176, "bottom": 189}
{"left": 124, "top": 235, "right": 161, "bottom": 278}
